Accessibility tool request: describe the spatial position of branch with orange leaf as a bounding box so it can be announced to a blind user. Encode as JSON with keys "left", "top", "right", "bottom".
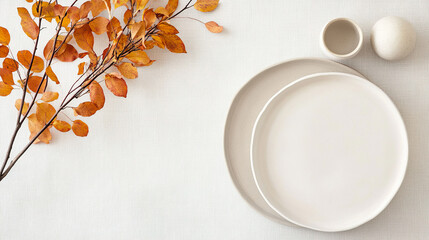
{"left": 0, "top": 0, "right": 222, "bottom": 182}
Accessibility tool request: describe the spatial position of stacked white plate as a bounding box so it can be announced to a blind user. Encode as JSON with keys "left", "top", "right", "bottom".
{"left": 224, "top": 58, "right": 408, "bottom": 232}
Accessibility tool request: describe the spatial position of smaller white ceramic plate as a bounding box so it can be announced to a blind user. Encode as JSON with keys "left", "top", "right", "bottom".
{"left": 251, "top": 72, "right": 408, "bottom": 232}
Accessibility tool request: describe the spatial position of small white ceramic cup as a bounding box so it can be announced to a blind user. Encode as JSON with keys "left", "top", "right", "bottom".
{"left": 320, "top": 18, "right": 363, "bottom": 60}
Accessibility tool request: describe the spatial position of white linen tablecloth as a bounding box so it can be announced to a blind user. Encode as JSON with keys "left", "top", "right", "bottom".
{"left": 0, "top": 0, "right": 428, "bottom": 239}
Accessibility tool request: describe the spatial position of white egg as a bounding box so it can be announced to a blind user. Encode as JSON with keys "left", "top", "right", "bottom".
{"left": 371, "top": 16, "right": 416, "bottom": 61}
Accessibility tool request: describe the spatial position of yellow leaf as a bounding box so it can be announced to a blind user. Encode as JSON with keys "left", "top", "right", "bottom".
{"left": 28, "top": 114, "right": 52, "bottom": 144}
{"left": 53, "top": 120, "right": 71, "bottom": 132}
{"left": 15, "top": 99, "right": 30, "bottom": 116}
{"left": 114, "top": 0, "right": 128, "bottom": 8}
{"left": 0, "top": 82, "right": 13, "bottom": 96}
{"left": 159, "top": 34, "right": 186, "bottom": 53}
{"left": 72, "top": 120, "right": 89, "bottom": 137}
{"left": 41, "top": 91, "right": 59, "bottom": 102}
{"left": 126, "top": 50, "right": 151, "bottom": 66}
{"left": 136, "top": 0, "right": 149, "bottom": 10}
{"left": 194, "top": 0, "right": 219, "bottom": 12}
{"left": 17, "top": 7, "right": 39, "bottom": 40}
{"left": 157, "top": 22, "right": 179, "bottom": 34}
{"left": 116, "top": 62, "right": 138, "bottom": 79}
{"left": 205, "top": 21, "right": 223, "bottom": 33}
{"left": 165, "top": 0, "right": 179, "bottom": 15}
{"left": 105, "top": 73, "right": 127, "bottom": 97}
{"left": 0, "top": 27, "right": 10, "bottom": 45}
{"left": 154, "top": 7, "right": 169, "bottom": 17}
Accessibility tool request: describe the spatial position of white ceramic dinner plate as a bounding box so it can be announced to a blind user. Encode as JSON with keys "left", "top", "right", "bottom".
{"left": 224, "top": 58, "right": 365, "bottom": 226}
{"left": 251, "top": 72, "right": 408, "bottom": 232}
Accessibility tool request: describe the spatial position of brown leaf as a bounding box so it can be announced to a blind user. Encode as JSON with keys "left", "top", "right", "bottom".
{"left": 0, "top": 68, "right": 14, "bottom": 85}
{"left": 0, "top": 45, "right": 9, "bottom": 58}
{"left": 78, "top": 62, "right": 85, "bottom": 75}
{"left": 126, "top": 50, "right": 151, "bottom": 66}
{"left": 3, "top": 58, "right": 19, "bottom": 72}
{"left": 41, "top": 91, "right": 59, "bottom": 102}
{"left": 17, "top": 50, "right": 45, "bottom": 73}
{"left": 28, "top": 114, "right": 52, "bottom": 144}
{"left": 74, "top": 102, "right": 98, "bottom": 117}
{"left": 53, "top": 120, "right": 71, "bottom": 132}
{"left": 46, "top": 66, "right": 59, "bottom": 84}
{"left": 27, "top": 76, "right": 47, "bottom": 93}
{"left": 159, "top": 34, "right": 186, "bottom": 53}
{"left": 107, "top": 17, "right": 121, "bottom": 41}
{"left": 157, "top": 22, "right": 179, "bottom": 34}
{"left": 105, "top": 73, "right": 127, "bottom": 97}
{"left": 165, "top": 0, "right": 179, "bottom": 15}
{"left": 18, "top": 7, "right": 39, "bottom": 40}
{"left": 116, "top": 62, "right": 138, "bottom": 79}
{"left": 205, "top": 21, "right": 223, "bottom": 33}
{"left": 15, "top": 99, "right": 30, "bottom": 116}
{"left": 55, "top": 44, "right": 79, "bottom": 62}
{"left": 36, "top": 102, "right": 56, "bottom": 124}
{"left": 194, "top": 0, "right": 219, "bottom": 12}
{"left": 0, "top": 82, "right": 13, "bottom": 96}
{"left": 89, "top": 81, "right": 105, "bottom": 109}
{"left": 72, "top": 120, "right": 89, "bottom": 137}
{"left": 74, "top": 24, "right": 94, "bottom": 52}
{"left": 0, "top": 27, "right": 10, "bottom": 45}
{"left": 91, "top": 0, "right": 111, "bottom": 17}
{"left": 89, "top": 16, "right": 109, "bottom": 35}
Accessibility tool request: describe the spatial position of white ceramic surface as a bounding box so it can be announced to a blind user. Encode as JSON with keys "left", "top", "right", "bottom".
{"left": 251, "top": 72, "right": 408, "bottom": 232}
{"left": 371, "top": 16, "right": 416, "bottom": 61}
{"left": 224, "top": 59, "right": 365, "bottom": 226}
{"left": 320, "top": 18, "right": 363, "bottom": 60}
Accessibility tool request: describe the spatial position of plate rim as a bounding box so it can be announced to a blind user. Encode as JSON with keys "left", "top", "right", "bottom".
{"left": 223, "top": 57, "right": 366, "bottom": 226}
{"left": 250, "top": 72, "right": 409, "bottom": 232}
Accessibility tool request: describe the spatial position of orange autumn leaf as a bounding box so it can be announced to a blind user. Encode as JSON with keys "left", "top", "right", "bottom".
{"left": 91, "top": 0, "right": 111, "bottom": 17}
{"left": 53, "top": 120, "right": 71, "bottom": 132}
{"left": 105, "top": 73, "right": 127, "bottom": 97}
{"left": 116, "top": 62, "right": 138, "bottom": 79}
{"left": 126, "top": 50, "right": 151, "bottom": 66}
{"left": 56, "top": 44, "right": 79, "bottom": 62}
{"left": 78, "top": 62, "right": 85, "bottom": 75}
{"left": 67, "top": 6, "right": 81, "bottom": 24}
{"left": 205, "top": 21, "right": 223, "bottom": 33}
{"left": 80, "top": 1, "right": 93, "bottom": 19}
{"left": 0, "top": 68, "right": 14, "bottom": 85}
{"left": 0, "top": 82, "right": 13, "bottom": 96}
{"left": 194, "top": 0, "right": 219, "bottom": 12}
{"left": 46, "top": 66, "right": 59, "bottom": 84}
{"left": 151, "top": 35, "right": 165, "bottom": 48}
{"left": 113, "top": 0, "right": 128, "bottom": 8}
{"left": 74, "top": 102, "right": 98, "bottom": 117}
{"left": 129, "top": 21, "right": 146, "bottom": 41}
{"left": 165, "top": 0, "right": 179, "bottom": 15}
{"left": 0, "top": 27, "right": 10, "bottom": 45}
{"left": 123, "top": 9, "right": 133, "bottom": 24}
{"left": 107, "top": 17, "right": 121, "bottom": 41}
{"left": 17, "top": 7, "right": 39, "bottom": 40}
{"left": 15, "top": 99, "right": 30, "bottom": 116}
{"left": 17, "top": 50, "right": 45, "bottom": 73}
{"left": 89, "top": 81, "right": 105, "bottom": 109}
{"left": 41, "top": 91, "right": 59, "bottom": 102}
{"left": 27, "top": 76, "right": 47, "bottom": 93}
{"left": 143, "top": 9, "right": 157, "bottom": 28}
{"left": 74, "top": 24, "right": 94, "bottom": 52}
{"left": 136, "top": 0, "right": 150, "bottom": 10}
{"left": 36, "top": 102, "right": 56, "bottom": 124}
{"left": 32, "top": 1, "right": 56, "bottom": 21}
{"left": 159, "top": 34, "right": 186, "bottom": 53}
{"left": 3, "top": 58, "right": 19, "bottom": 72}
{"left": 155, "top": 7, "right": 169, "bottom": 17}
{"left": 72, "top": 120, "right": 89, "bottom": 137}
{"left": 89, "top": 17, "right": 109, "bottom": 35}
{"left": 157, "top": 22, "right": 179, "bottom": 34}
{"left": 0, "top": 45, "right": 9, "bottom": 58}
{"left": 28, "top": 114, "right": 52, "bottom": 144}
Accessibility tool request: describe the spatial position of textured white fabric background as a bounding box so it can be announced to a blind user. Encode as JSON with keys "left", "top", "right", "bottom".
{"left": 0, "top": 0, "right": 428, "bottom": 239}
